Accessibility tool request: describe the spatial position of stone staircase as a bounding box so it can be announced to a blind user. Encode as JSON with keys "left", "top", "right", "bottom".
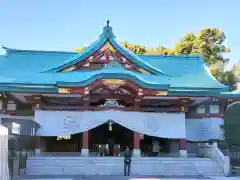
{"left": 26, "top": 156, "right": 224, "bottom": 176}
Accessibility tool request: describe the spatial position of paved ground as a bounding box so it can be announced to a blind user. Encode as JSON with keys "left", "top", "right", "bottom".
{"left": 13, "top": 175, "right": 240, "bottom": 180}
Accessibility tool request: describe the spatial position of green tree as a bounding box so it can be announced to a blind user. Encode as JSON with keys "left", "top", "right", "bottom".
{"left": 197, "top": 31, "right": 230, "bottom": 64}
{"left": 223, "top": 102, "right": 240, "bottom": 146}
{"left": 175, "top": 28, "right": 230, "bottom": 65}
{"left": 216, "top": 70, "right": 236, "bottom": 90}
{"left": 75, "top": 47, "right": 85, "bottom": 52}
{"left": 174, "top": 28, "right": 235, "bottom": 89}
{"left": 210, "top": 61, "right": 237, "bottom": 90}
{"left": 232, "top": 61, "right": 240, "bottom": 76}
{"left": 120, "top": 41, "right": 147, "bottom": 54}
{"left": 174, "top": 33, "right": 197, "bottom": 55}
{"left": 147, "top": 45, "right": 174, "bottom": 55}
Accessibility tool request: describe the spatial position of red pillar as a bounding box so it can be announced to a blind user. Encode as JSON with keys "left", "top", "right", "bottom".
{"left": 179, "top": 138, "right": 187, "bottom": 157}
{"left": 35, "top": 136, "right": 41, "bottom": 155}
{"left": 133, "top": 132, "right": 141, "bottom": 156}
{"left": 134, "top": 132, "right": 140, "bottom": 149}
{"left": 179, "top": 138, "right": 187, "bottom": 150}
{"left": 35, "top": 136, "right": 41, "bottom": 147}
{"left": 81, "top": 131, "right": 89, "bottom": 156}
{"left": 82, "top": 131, "right": 89, "bottom": 149}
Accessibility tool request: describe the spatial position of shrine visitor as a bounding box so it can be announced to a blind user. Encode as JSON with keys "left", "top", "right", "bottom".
{"left": 123, "top": 146, "right": 131, "bottom": 176}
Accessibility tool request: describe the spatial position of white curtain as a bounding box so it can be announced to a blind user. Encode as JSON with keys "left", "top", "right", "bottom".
{"left": 0, "top": 125, "right": 9, "bottom": 180}
{"left": 35, "top": 110, "right": 107, "bottom": 136}
{"left": 186, "top": 118, "right": 224, "bottom": 141}
{"left": 112, "top": 111, "right": 186, "bottom": 138}
{"left": 35, "top": 110, "right": 186, "bottom": 138}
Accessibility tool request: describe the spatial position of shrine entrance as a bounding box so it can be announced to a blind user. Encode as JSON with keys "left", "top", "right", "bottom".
{"left": 89, "top": 121, "right": 133, "bottom": 156}
{"left": 45, "top": 133, "right": 82, "bottom": 153}
{"left": 140, "top": 135, "right": 170, "bottom": 156}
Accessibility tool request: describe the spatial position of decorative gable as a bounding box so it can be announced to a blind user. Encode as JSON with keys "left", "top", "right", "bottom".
{"left": 60, "top": 41, "right": 151, "bottom": 74}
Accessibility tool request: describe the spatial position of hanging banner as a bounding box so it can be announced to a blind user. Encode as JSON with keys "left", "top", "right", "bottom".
{"left": 35, "top": 110, "right": 186, "bottom": 138}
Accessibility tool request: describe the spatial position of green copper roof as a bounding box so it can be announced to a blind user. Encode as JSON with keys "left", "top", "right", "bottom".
{"left": 2, "top": 64, "right": 224, "bottom": 91}
{"left": 0, "top": 22, "right": 233, "bottom": 95}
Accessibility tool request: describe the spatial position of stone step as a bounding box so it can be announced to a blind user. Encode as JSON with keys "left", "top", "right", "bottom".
{"left": 26, "top": 156, "right": 224, "bottom": 176}
{"left": 11, "top": 175, "right": 215, "bottom": 180}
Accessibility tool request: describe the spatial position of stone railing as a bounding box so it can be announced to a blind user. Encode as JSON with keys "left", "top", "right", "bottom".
{"left": 211, "top": 142, "right": 230, "bottom": 176}
{"left": 0, "top": 125, "right": 9, "bottom": 180}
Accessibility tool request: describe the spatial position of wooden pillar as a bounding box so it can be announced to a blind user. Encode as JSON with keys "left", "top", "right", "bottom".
{"left": 179, "top": 138, "right": 187, "bottom": 157}
{"left": 133, "top": 97, "right": 142, "bottom": 156}
{"left": 81, "top": 131, "right": 89, "bottom": 156}
{"left": 134, "top": 132, "right": 140, "bottom": 149}
{"left": 35, "top": 136, "right": 41, "bottom": 155}
{"left": 81, "top": 91, "right": 89, "bottom": 156}
{"left": 133, "top": 132, "right": 141, "bottom": 156}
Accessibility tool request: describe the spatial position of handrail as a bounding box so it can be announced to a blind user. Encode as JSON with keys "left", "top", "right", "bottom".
{"left": 211, "top": 143, "right": 230, "bottom": 176}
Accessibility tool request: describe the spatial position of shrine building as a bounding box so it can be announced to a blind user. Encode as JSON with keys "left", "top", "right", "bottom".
{"left": 0, "top": 22, "right": 239, "bottom": 160}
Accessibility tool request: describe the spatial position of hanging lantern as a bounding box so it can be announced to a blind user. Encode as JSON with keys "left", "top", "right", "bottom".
{"left": 109, "top": 120, "right": 112, "bottom": 131}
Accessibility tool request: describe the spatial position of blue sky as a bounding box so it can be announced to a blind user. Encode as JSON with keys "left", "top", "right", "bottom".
{"left": 0, "top": 0, "right": 239, "bottom": 68}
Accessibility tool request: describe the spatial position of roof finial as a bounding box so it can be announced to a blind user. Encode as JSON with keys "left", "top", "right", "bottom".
{"left": 106, "top": 20, "right": 110, "bottom": 27}
{"left": 101, "top": 20, "right": 115, "bottom": 38}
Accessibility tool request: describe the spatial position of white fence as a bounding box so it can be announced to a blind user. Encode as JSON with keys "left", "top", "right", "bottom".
{"left": 0, "top": 125, "right": 9, "bottom": 180}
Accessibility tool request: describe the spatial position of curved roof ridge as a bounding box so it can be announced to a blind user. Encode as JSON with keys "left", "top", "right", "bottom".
{"left": 108, "top": 37, "right": 171, "bottom": 76}
{"left": 201, "top": 61, "right": 229, "bottom": 89}
{"left": 55, "top": 70, "right": 170, "bottom": 88}
{"left": 9, "top": 67, "right": 170, "bottom": 90}
{"left": 47, "top": 35, "right": 107, "bottom": 72}
{"left": 2, "top": 45, "right": 77, "bottom": 55}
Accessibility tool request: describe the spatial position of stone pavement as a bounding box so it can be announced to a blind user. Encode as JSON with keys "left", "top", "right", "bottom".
{"left": 13, "top": 175, "right": 240, "bottom": 180}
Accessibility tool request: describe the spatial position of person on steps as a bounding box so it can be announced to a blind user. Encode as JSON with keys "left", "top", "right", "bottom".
{"left": 123, "top": 146, "right": 131, "bottom": 176}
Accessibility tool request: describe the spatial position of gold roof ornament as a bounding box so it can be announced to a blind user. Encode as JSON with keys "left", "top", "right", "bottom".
{"left": 102, "top": 79, "right": 125, "bottom": 86}
{"left": 58, "top": 88, "right": 70, "bottom": 94}
{"left": 156, "top": 91, "right": 168, "bottom": 96}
